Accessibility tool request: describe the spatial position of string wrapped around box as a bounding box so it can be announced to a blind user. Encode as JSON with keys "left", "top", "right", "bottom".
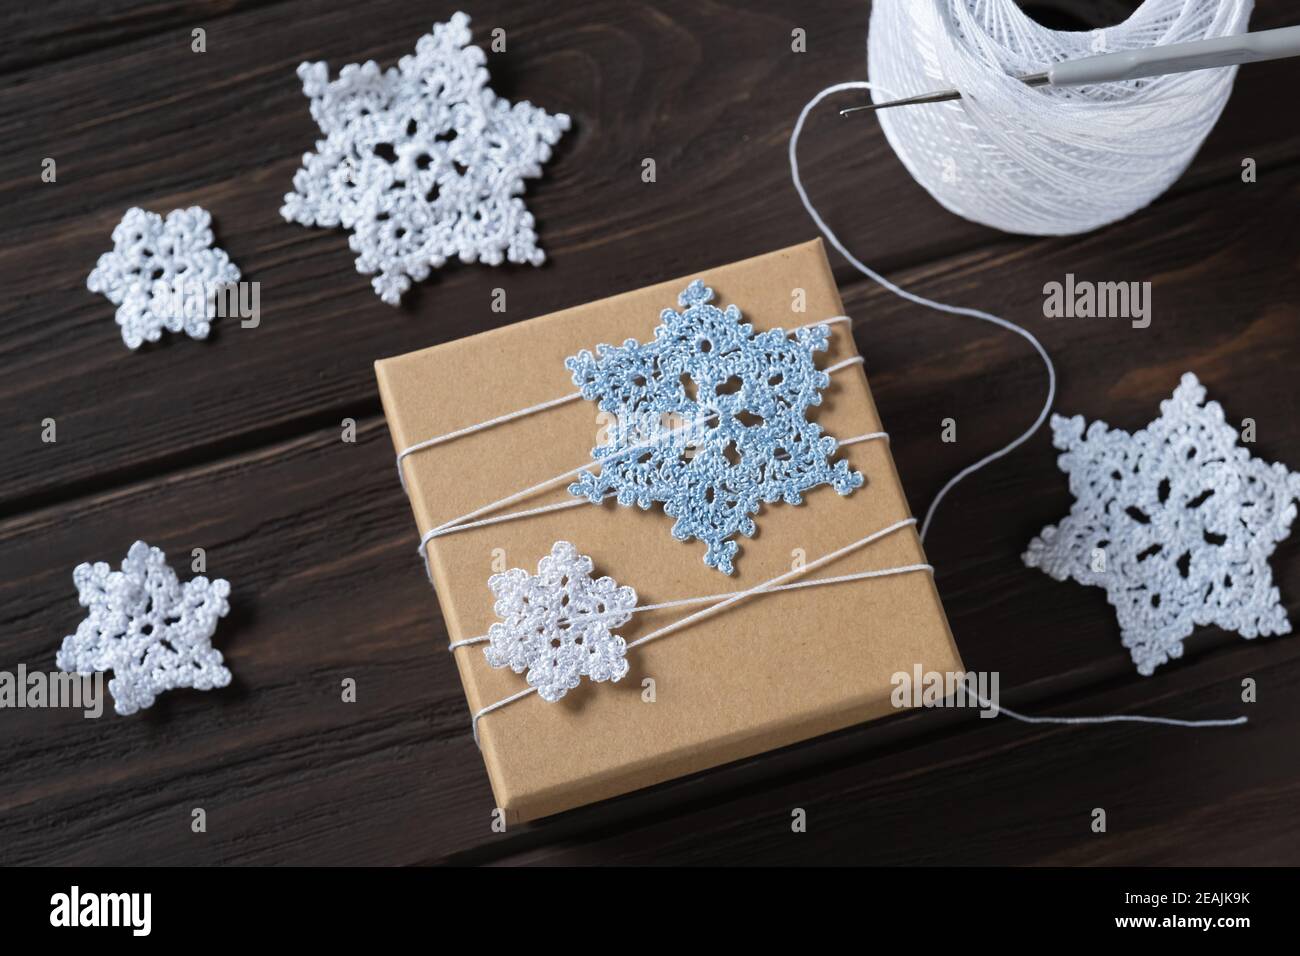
{"left": 399, "top": 282, "right": 880, "bottom": 576}
{"left": 390, "top": 282, "right": 1248, "bottom": 740}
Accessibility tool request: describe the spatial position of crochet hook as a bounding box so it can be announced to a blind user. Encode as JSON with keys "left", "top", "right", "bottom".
{"left": 840, "top": 23, "right": 1300, "bottom": 114}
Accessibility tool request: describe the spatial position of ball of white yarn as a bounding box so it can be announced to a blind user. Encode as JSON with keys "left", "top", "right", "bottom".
{"left": 867, "top": 0, "right": 1253, "bottom": 235}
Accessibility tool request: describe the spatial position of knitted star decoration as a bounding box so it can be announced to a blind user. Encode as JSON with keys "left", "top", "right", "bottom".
{"left": 281, "top": 12, "right": 571, "bottom": 304}
{"left": 87, "top": 206, "right": 241, "bottom": 349}
{"left": 566, "top": 280, "right": 863, "bottom": 574}
{"left": 483, "top": 541, "right": 635, "bottom": 702}
{"left": 56, "top": 541, "right": 232, "bottom": 715}
{"left": 1024, "top": 373, "right": 1300, "bottom": 675}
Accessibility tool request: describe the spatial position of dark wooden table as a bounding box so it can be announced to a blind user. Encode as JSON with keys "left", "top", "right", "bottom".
{"left": 2, "top": 0, "right": 1297, "bottom": 866}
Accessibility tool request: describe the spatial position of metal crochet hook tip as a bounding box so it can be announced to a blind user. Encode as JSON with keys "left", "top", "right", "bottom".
{"left": 839, "top": 73, "right": 1048, "bottom": 115}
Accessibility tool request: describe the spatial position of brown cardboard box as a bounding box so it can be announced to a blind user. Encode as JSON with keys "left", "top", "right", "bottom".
{"left": 375, "top": 239, "right": 962, "bottom": 822}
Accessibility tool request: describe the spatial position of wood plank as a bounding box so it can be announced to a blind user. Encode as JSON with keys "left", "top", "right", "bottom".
{"left": 2, "top": 0, "right": 1297, "bottom": 511}
{"left": 0, "top": 2, "right": 285, "bottom": 76}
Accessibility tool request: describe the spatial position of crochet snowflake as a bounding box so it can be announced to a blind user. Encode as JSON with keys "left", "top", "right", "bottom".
{"left": 566, "top": 280, "right": 863, "bottom": 574}
{"left": 87, "top": 207, "right": 241, "bottom": 349}
{"left": 1024, "top": 373, "right": 1300, "bottom": 675}
{"left": 483, "top": 541, "right": 635, "bottom": 702}
{"left": 280, "top": 12, "right": 571, "bottom": 304}
{"left": 56, "top": 541, "right": 233, "bottom": 715}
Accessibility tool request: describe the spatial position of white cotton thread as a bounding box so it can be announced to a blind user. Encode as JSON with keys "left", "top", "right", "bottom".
{"left": 985, "top": 701, "right": 1245, "bottom": 729}
{"left": 472, "top": 680, "right": 1244, "bottom": 745}
{"left": 394, "top": 315, "right": 854, "bottom": 490}
{"left": 449, "top": 557, "right": 931, "bottom": 650}
{"left": 791, "top": 83, "right": 1056, "bottom": 543}
{"left": 426, "top": 429, "right": 883, "bottom": 552}
{"left": 417, "top": 418, "right": 879, "bottom": 570}
{"left": 415, "top": 419, "right": 882, "bottom": 581}
{"left": 466, "top": 516, "right": 1245, "bottom": 743}
{"left": 397, "top": 391, "right": 584, "bottom": 494}
{"left": 422, "top": 496, "right": 592, "bottom": 545}
{"left": 867, "top": 0, "right": 1252, "bottom": 236}
{"left": 624, "top": 516, "right": 915, "bottom": 651}
{"left": 395, "top": 323, "right": 870, "bottom": 576}
{"left": 470, "top": 517, "right": 921, "bottom": 743}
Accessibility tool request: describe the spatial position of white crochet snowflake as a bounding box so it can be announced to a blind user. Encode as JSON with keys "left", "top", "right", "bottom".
{"left": 483, "top": 541, "right": 636, "bottom": 702}
{"left": 56, "top": 541, "right": 233, "bottom": 715}
{"left": 280, "top": 11, "right": 571, "bottom": 305}
{"left": 1024, "top": 373, "right": 1300, "bottom": 675}
{"left": 87, "top": 206, "right": 241, "bottom": 349}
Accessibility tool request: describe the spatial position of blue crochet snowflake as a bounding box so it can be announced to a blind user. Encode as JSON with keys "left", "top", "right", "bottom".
{"left": 565, "top": 280, "right": 863, "bottom": 574}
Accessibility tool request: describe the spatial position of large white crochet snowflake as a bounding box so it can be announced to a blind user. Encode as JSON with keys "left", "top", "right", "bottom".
{"left": 56, "top": 541, "right": 233, "bottom": 715}
{"left": 483, "top": 541, "right": 636, "bottom": 702}
{"left": 1024, "top": 373, "right": 1300, "bottom": 675}
{"left": 87, "top": 206, "right": 241, "bottom": 349}
{"left": 280, "top": 12, "right": 571, "bottom": 305}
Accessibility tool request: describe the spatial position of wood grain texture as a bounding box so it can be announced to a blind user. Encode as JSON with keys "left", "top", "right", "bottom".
{"left": 0, "top": 0, "right": 1297, "bottom": 865}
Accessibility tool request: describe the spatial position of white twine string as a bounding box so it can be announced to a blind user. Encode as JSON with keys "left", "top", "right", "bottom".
{"left": 466, "top": 515, "right": 1244, "bottom": 743}
{"left": 422, "top": 427, "right": 893, "bottom": 556}
{"left": 988, "top": 702, "right": 1244, "bottom": 729}
{"left": 417, "top": 416, "right": 880, "bottom": 579}
{"left": 470, "top": 517, "right": 922, "bottom": 744}
{"left": 394, "top": 315, "right": 854, "bottom": 491}
{"left": 397, "top": 391, "right": 583, "bottom": 494}
{"left": 450, "top": 545, "right": 926, "bottom": 650}
{"left": 792, "top": 0, "right": 1250, "bottom": 535}
{"left": 791, "top": 81, "right": 1056, "bottom": 543}
{"left": 403, "top": 338, "right": 871, "bottom": 577}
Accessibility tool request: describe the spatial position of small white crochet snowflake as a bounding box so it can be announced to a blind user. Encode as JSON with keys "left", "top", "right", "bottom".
{"left": 87, "top": 206, "right": 241, "bottom": 349}
{"left": 484, "top": 541, "right": 636, "bottom": 702}
{"left": 1024, "top": 373, "right": 1300, "bottom": 675}
{"left": 56, "top": 541, "right": 233, "bottom": 715}
{"left": 281, "top": 11, "right": 571, "bottom": 305}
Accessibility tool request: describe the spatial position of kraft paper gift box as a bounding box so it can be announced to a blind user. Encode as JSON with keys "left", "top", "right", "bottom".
{"left": 375, "top": 239, "right": 962, "bottom": 822}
